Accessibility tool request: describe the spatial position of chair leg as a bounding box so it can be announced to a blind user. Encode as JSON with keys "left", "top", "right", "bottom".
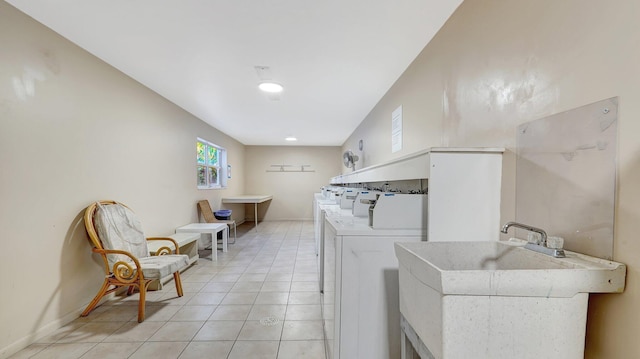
{"left": 173, "top": 272, "right": 184, "bottom": 297}
{"left": 137, "top": 281, "right": 147, "bottom": 323}
{"left": 81, "top": 278, "right": 111, "bottom": 317}
{"left": 127, "top": 285, "right": 135, "bottom": 296}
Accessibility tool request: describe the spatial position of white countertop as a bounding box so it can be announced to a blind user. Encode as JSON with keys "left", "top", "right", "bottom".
{"left": 222, "top": 195, "right": 273, "bottom": 203}
{"left": 325, "top": 214, "right": 427, "bottom": 237}
{"left": 318, "top": 203, "right": 344, "bottom": 215}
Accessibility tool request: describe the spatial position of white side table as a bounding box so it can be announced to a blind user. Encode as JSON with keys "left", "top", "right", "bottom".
{"left": 176, "top": 223, "right": 228, "bottom": 261}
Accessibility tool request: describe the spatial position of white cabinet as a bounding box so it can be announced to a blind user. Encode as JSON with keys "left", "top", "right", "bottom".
{"left": 428, "top": 150, "right": 503, "bottom": 242}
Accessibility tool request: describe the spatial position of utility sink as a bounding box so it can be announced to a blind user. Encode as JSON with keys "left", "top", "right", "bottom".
{"left": 395, "top": 240, "right": 625, "bottom": 298}
{"left": 394, "top": 240, "right": 626, "bottom": 359}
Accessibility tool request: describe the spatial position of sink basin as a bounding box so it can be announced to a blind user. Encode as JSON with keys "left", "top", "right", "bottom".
{"left": 394, "top": 240, "right": 626, "bottom": 359}
{"left": 395, "top": 240, "right": 625, "bottom": 298}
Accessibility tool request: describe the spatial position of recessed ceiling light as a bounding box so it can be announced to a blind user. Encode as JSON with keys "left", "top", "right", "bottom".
{"left": 259, "top": 82, "right": 284, "bottom": 93}
{"left": 285, "top": 136, "right": 297, "bottom": 141}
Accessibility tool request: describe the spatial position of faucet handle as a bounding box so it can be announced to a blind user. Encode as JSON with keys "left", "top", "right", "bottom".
{"left": 546, "top": 236, "right": 564, "bottom": 249}
{"left": 527, "top": 232, "right": 543, "bottom": 245}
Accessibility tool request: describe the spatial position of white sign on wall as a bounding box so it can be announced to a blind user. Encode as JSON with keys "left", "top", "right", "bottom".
{"left": 391, "top": 105, "right": 403, "bottom": 153}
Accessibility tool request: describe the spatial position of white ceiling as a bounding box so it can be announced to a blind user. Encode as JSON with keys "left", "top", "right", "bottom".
{"left": 7, "top": 0, "right": 462, "bottom": 146}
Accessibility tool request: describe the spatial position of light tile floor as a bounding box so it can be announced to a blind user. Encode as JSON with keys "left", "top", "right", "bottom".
{"left": 11, "top": 221, "right": 326, "bottom": 359}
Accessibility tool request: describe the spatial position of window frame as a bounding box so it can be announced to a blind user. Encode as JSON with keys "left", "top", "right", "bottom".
{"left": 196, "top": 138, "right": 227, "bottom": 189}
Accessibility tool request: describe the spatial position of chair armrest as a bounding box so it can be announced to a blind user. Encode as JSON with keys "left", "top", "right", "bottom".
{"left": 146, "top": 237, "right": 181, "bottom": 255}
{"left": 92, "top": 248, "right": 144, "bottom": 283}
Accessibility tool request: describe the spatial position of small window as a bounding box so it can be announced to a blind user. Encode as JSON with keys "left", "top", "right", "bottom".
{"left": 197, "top": 138, "right": 227, "bottom": 189}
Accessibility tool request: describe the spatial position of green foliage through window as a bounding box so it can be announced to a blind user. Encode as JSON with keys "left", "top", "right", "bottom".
{"left": 197, "top": 142, "right": 206, "bottom": 164}
{"left": 197, "top": 166, "right": 206, "bottom": 186}
{"left": 196, "top": 139, "right": 226, "bottom": 189}
{"left": 208, "top": 146, "right": 218, "bottom": 166}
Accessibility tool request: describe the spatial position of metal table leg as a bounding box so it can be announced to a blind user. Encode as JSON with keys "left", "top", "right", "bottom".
{"left": 254, "top": 203, "right": 258, "bottom": 232}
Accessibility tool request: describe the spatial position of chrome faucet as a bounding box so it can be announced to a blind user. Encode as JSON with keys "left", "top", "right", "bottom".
{"left": 500, "top": 221, "right": 565, "bottom": 258}
{"left": 501, "top": 221, "right": 547, "bottom": 246}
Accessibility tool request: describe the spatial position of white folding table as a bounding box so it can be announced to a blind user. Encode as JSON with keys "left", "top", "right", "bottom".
{"left": 175, "top": 223, "right": 228, "bottom": 261}
{"left": 222, "top": 195, "right": 273, "bottom": 231}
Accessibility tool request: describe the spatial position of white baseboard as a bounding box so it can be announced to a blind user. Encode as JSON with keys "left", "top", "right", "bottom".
{"left": 0, "top": 294, "right": 116, "bottom": 359}
{"left": 0, "top": 307, "right": 84, "bottom": 359}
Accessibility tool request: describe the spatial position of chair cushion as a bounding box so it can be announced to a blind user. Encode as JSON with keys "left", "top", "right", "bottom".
{"left": 94, "top": 203, "right": 150, "bottom": 269}
{"left": 138, "top": 254, "right": 190, "bottom": 279}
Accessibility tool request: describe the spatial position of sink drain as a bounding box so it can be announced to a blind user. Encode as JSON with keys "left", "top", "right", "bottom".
{"left": 260, "top": 316, "right": 280, "bottom": 327}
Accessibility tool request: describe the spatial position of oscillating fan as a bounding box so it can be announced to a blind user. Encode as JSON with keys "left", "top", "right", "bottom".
{"left": 342, "top": 150, "right": 359, "bottom": 170}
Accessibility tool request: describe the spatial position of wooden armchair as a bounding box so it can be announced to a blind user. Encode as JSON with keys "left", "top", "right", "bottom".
{"left": 197, "top": 200, "right": 236, "bottom": 244}
{"left": 82, "top": 200, "right": 189, "bottom": 322}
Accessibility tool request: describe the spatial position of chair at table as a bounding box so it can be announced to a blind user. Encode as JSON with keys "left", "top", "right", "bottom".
{"left": 197, "top": 200, "right": 236, "bottom": 244}
{"left": 82, "top": 200, "right": 190, "bottom": 322}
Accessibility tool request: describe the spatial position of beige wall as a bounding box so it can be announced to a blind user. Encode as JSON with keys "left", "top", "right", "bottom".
{"left": 0, "top": 3, "right": 246, "bottom": 357}
{"left": 245, "top": 146, "right": 342, "bottom": 221}
{"left": 5, "top": 0, "right": 640, "bottom": 357}
{"left": 343, "top": 0, "right": 640, "bottom": 357}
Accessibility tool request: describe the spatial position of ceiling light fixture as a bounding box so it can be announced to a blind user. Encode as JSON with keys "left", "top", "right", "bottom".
{"left": 259, "top": 82, "right": 284, "bottom": 93}
{"left": 285, "top": 136, "right": 297, "bottom": 141}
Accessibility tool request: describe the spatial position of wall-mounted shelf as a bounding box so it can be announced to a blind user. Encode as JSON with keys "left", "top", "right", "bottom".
{"left": 330, "top": 148, "right": 504, "bottom": 184}
{"left": 330, "top": 150, "right": 430, "bottom": 184}
{"left": 266, "top": 164, "right": 316, "bottom": 173}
